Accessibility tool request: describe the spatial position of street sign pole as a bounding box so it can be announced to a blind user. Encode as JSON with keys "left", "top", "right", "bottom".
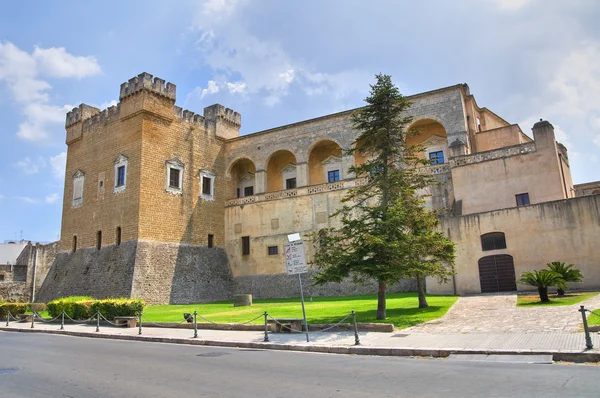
{"left": 298, "top": 273, "right": 309, "bottom": 342}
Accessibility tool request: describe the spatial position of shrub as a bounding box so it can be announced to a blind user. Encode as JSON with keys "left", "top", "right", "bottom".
{"left": 0, "top": 302, "right": 29, "bottom": 318}
{"left": 518, "top": 270, "right": 566, "bottom": 302}
{"left": 546, "top": 262, "right": 584, "bottom": 296}
{"left": 91, "top": 298, "right": 145, "bottom": 320}
{"left": 47, "top": 296, "right": 144, "bottom": 320}
{"left": 29, "top": 302, "right": 47, "bottom": 313}
{"left": 47, "top": 296, "right": 95, "bottom": 320}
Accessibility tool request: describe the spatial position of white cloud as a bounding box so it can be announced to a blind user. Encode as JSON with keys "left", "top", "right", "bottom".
{"left": 0, "top": 41, "right": 101, "bottom": 143}
{"left": 33, "top": 46, "right": 101, "bottom": 79}
{"left": 45, "top": 193, "right": 59, "bottom": 204}
{"left": 49, "top": 152, "right": 66, "bottom": 180}
{"left": 493, "top": 0, "right": 532, "bottom": 11}
{"left": 14, "top": 157, "right": 39, "bottom": 174}
{"left": 201, "top": 80, "right": 220, "bottom": 98}
{"left": 15, "top": 196, "right": 40, "bottom": 204}
{"left": 98, "top": 99, "right": 117, "bottom": 109}
{"left": 189, "top": 1, "right": 371, "bottom": 108}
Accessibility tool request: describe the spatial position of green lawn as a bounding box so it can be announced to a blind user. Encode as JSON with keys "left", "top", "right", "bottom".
{"left": 588, "top": 308, "right": 600, "bottom": 326}
{"left": 143, "top": 293, "right": 458, "bottom": 329}
{"left": 516, "top": 292, "right": 599, "bottom": 307}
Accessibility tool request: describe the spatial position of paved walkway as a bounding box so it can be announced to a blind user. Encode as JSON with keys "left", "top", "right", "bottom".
{"left": 405, "top": 293, "right": 600, "bottom": 333}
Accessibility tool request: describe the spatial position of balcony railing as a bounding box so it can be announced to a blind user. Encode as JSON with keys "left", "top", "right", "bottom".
{"left": 225, "top": 178, "right": 369, "bottom": 207}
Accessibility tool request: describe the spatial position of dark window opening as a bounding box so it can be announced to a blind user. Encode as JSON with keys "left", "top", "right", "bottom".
{"left": 72, "top": 236, "right": 77, "bottom": 252}
{"left": 285, "top": 178, "right": 297, "bottom": 190}
{"left": 429, "top": 151, "right": 445, "bottom": 165}
{"left": 208, "top": 234, "right": 214, "bottom": 248}
{"left": 236, "top": 188, "right": 241, "bottom": 198}
{"left": 116, "top": 227, "right": 122, "bottom": 246}
{"left": 0, "top": 274, "right": 5, "bottom": 281}
{"left": 481, "top": 232, "right": 507, "bottom": 251}
{"left": 99, "top": 180, "right": 104, "bottom": 189}
{"left": 268, "top": 246, "right": 278, "bottom": 255}
{"left": 169, "top": 168, "right": 181, "bottom": 188}
{"left": 202, "top": 176, "right": 212, "bottom": 196}
{"left": 516, "top": 193, "right": 530, "bottom": 206}
{"left": 116, "top": 166, "right": 126, "bottom": 186}
{"left": 96, "top": 231, "right": 102, "bottom": 250}
{"left": 242, "top": 236, "right": 250, "bottom": 255}
{"left": 244, "top": 186, "right": 254, "bottom": 197}
{"left": 327, "top": 170, "right": 340, "bottom": 183}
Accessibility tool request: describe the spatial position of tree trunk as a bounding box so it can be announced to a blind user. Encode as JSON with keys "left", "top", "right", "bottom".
{"left": 557, "top": 288, "right": 565, "bottom": 297}
{"left": 416, "top": 274, "right": 428, "bottom": 308}
{"left": 377, "top": 280, "right": 386, "bottom": 320}
{"left": 538, "top": 286, "right": 550, "bottom": 302}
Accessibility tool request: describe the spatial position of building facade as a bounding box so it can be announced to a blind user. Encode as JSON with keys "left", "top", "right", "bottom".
{"left": 33, "top": 72, "right": 600, "bottom": 304}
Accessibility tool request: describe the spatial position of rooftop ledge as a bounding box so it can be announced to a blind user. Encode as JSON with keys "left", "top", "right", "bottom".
{"left": 225, "top": 178, "right": 369, "bottom": 207}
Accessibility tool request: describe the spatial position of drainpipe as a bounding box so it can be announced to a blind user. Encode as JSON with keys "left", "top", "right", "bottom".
{"left": 31, "top": 244, "right": 38, "bottom": 302}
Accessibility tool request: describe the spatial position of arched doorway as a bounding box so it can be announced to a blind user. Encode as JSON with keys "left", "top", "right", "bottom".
{"left": 478, "top": 255, "right": 517, "bottom": 293}
{"left": 266, "top": 150, "right": 297, "bottom": 192}
{"left": 228, "top": 158, "right": 256, "bottom": 198}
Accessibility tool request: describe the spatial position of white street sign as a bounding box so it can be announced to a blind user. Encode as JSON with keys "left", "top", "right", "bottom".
{"left": 284, "top": 240, "right": 308, "bottom": 275}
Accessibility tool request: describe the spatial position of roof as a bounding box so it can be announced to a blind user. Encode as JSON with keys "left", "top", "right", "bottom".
{"left": 0, "top": 243, "right": 27, "bottom": 265}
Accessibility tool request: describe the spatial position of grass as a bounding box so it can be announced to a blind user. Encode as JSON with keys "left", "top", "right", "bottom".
{"left": 143, "top": 292, "right": 458, "bottom": 329}
{"left": 588, "top": 309, "right": 600, "bottom": 326}
{"left": 516, "top": 291, "right": 599, "bottom": 307}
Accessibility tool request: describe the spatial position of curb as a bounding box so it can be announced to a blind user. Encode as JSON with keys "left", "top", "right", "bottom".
{"left": 1, "top": 327, "right": 598, "bottom": 363}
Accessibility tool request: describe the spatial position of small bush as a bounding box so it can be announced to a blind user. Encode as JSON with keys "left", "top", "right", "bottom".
{"left": 92, "top": 298, "right": 145, "bottom": 320}
{"left": 0, "top": 302, "right": 29, "bottom": 318}
{"left": 47, "top": 296, "right": 144, "bottom": 320}
{"left": 29, "top": 303, "right": 47, "bottom": 313}
{"left": 47, "top": 297, "right": 95, "bottom": 320}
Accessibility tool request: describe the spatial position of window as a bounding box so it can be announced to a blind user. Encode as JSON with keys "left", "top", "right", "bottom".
{"left": 72, "top": 236, "right": 77, "bottom": 252}
{"left": 237, "top": 188, "right": 241, "bottom": 198}
{"left": 244, "top": 186, "right": 254, "bottom": 196}
{"left": 481, "top": 232, "right": 507, "bottom": 251}
{"left": 115, "top": 227, "right": 122, "bottom": 246}
{"left": 0, "top": 274, "right": 4, "bottom": 281}
{"left": 72, "top": 170, "right": 85, "bottom": 207}
{"left": 285, "top": 178, "right": 297, "bottom": 189}
{"left": 200, "top": 169, "right": 216, "bottom": 201}
{"left": 208, "top": 234, "right": 214, "bottom": 248}
{"left": 516, "top": 193, "right": 530, "bottom": 206}
{"left": 327, "top": 170, "right": 341, "bottom": 183}
{"left": 241, "top": 236, "right": 250, "bottom": 255}
{"left": 113, "top": 155, "right": 128, "bottom": 193}
{"left": 268, "top": 246, "right": 278, "bottom": 255}
{"left": 429, "top": 151, "right": 445, "bottom": 165}
{"left": 165, "top": 159, "right": 184, "bottom": 194}
{"left": 170, "top": 168, "right": 180, "bottom": 188}
{"left": 96, "top": 231, "right": 102, "bottom": 250}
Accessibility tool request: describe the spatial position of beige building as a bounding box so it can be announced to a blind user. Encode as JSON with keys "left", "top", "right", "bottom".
{"left": 32, "top": 72, "right": 600, "bottom": 304}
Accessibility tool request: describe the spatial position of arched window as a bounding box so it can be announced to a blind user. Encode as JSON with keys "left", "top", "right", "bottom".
{"left": 481, "top": 232, "right": 506, "bottom": 251}
{"left": 115, "top": 227, "right": 122, "bottom": 246}
{"left": 72, "top": 236, "right": 78, "bottom": 252}
{"left": 96, "top": 231, "right": 102, "bottom": 250}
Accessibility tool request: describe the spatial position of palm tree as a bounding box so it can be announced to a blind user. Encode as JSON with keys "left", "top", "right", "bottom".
{"left": 546, "top": 262, "right": 584, "bottom": 296}
{"left": 518, "top": 270, "right": 566, "bottom": 302}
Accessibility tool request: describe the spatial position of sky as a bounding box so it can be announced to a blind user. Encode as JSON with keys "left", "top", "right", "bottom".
{"left": 1, "top": 0, "right": 600, "bottom": 243}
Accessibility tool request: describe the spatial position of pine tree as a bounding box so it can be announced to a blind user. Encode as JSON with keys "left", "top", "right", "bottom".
{"left": 311, "top": 74, "right": 455, "bottom": 319}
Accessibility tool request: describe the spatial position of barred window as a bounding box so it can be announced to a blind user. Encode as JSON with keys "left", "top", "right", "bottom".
{"left": 481, "top": 232, "right": 506, "bottom": 251}
{"left": 242, "top": 236, "right": 250, "bottom": 255}
{"left": 267, "top": 246, "right": 278, "bottom": 255}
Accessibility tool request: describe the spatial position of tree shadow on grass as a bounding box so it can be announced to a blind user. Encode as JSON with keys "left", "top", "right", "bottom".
{"left": 307, "top": 305, "right": 445, "bottom": 328}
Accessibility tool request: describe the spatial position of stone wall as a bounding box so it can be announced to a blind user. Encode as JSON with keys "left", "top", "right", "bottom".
{"left": 234, "top": 272, "right": 416, "bottom": 300}
{"left": 0, "top": 283, "right": 29, "bottom": 303}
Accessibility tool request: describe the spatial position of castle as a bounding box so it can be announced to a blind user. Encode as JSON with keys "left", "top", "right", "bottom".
{"left": 16, "top": 72, "right": 598, "bottom": 304}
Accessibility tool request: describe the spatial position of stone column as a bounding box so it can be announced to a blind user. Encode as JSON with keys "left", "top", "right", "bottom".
{"left": 255, "top": 170, "right": 267, "bottom": 194}
{"left": 296, "top": 162, "right": 308, "bottom": 187}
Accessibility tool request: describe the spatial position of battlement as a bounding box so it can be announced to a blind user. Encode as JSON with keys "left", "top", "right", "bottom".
{"left": 204, "top": 104, "right": 241, "bottom": 127}
{"left": 119, "top": 72, "right": 176, "bottom": 102}
{"left": 173, "top": 106, "right": 206, "bottom": 125}
{"left": 65, "top": 104, "right": 100, "bottom": 128}
{"left": 82, "top": 104, "right": 121, "bottom": 131}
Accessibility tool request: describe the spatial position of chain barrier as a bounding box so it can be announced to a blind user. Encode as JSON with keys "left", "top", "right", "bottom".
{"left": 32, "top": 312, "right": 63, "bottom": 324}
{"left": 266, "top": 315, "right": 304, "bottom": 333}
{"left": 313, "top": 313, "right": 353, "bottom": 333}
{"left": 62, "top": 312, "right": 97, "bottom": 324}
{"left": 140, "top": 314, "right": 188, "bottom": 328}
{"left": 97, "top": 312, "right": 122, "bottom": 327}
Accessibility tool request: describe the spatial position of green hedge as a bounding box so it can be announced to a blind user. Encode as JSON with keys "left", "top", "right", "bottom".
{"left": 0, "top": 302, "right": 29, "bottom": 318}
{"left": 47, "top": 297, "right": 145, "bottom": 320}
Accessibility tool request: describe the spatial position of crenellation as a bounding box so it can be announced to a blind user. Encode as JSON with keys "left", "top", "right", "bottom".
{"left": 173, "top": 107, "right": 206, "bottom": 126}
{"left": 82, "top": 104, "right": 121, "bottom": 132}
{"left": 119, "top": 72, "right": 176, "bottom": 101}
{"left": 65, "top": 104, "right": 100, "bottom": 128}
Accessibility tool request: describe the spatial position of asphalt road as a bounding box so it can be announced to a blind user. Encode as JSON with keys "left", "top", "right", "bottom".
{"left": 0, "top": 332, "right": 598, "bottom": 398}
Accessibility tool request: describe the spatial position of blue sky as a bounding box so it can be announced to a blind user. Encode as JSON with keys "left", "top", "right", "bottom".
{"left": 1, "top": 0, "right": 600, "bottom": 242}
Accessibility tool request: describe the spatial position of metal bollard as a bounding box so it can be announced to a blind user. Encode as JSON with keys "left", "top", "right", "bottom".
{"left": 96, "top": 311, "right": 100, "bottom": 332}
{"left": 61, "top": 311, "right": 64, "bottom": 330}
{"left": 193, "top": 311, "right": 198, "bottom": 338}
{"left": 31, "top": 312, "right": 35, "bottom": 329}
{"left": 263, "top": 311, "right": 269, "bottom": 342}
{"left": 580, "top": 305, "right": 593, "bottom": 349}
{"left": 138, "top": 312, "right": 142, "bottom": 335}
{"left": 352, "top": 310, "right": 360, "bottom": 345}
{"left": 6, "top": 311, "right": 10, "bottom": 327}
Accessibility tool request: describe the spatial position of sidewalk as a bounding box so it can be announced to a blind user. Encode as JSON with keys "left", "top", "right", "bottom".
{"left": 2, "top": 320, "right": 599, "bottom": 363}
